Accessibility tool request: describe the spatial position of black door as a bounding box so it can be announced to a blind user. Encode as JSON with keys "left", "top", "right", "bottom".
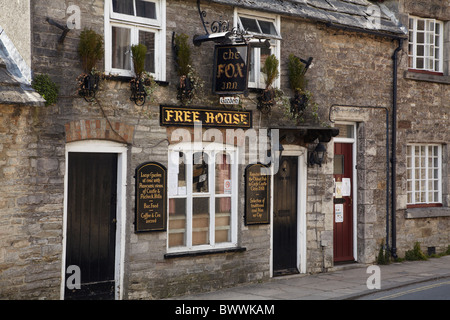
{"left": 65, "top": 152, "right": 118, "bottom": 300}
{"left": 273, "top": 156, "right": 298, "bottom": 276}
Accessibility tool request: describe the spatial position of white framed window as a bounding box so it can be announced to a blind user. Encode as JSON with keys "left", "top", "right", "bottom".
{"left": 408, "top": 16, "right": 444, "bottom": 73}
{"left": 234, "top": 9, "right": 281, "bottom": 89}
{"left": 105, "top": 0, "right": 166, "bottom": 80}
{"left": 167, "top": 143, "right": 238, "bottom": 252}
{"left": 406, "top": 144, "right": 442, "bottom": 206}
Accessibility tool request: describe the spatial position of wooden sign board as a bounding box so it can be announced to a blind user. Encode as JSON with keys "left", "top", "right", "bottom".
{"left": 135, "top": 162, "right": 167, "bottom": 232}
{"left": 245, "top": 164, "right": 270, "bottom": 225}
{"left": 213, "top": 44, "right": 249, "bottom": 94}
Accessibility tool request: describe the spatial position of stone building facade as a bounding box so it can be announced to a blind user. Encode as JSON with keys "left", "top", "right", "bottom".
{"left": 0, "top": 0, "right": 448, "bottom": 300}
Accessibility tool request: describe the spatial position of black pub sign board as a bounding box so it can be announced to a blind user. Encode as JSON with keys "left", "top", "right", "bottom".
{"left": 245, "top": 163, "right": 270, "bottom": 225}
{"left": 135, "top": 162, "right": 167, "bottom": 232}
{"left": 160, "top": 105, "right": 252, "bottom": 129}
{"left": 213, "top": 44, "right": 249, "bottom": 94}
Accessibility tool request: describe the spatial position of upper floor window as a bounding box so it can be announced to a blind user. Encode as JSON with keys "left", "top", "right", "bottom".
{"left": 406, "top": 144, "right": 442, "bottom": 206}
{"left": 105, "top": 0, "right": 166, "bottom": 80}
{"left": 408, "top": 16, "right": 444, "bottom": 73}
{"left": 235, "top": 10, "right": 281, "bottom": 89}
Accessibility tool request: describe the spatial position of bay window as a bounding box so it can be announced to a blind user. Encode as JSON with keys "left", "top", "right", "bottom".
{"left": 167, "top": 143, "right": 238, "bottom": 252}
{"left": 105, "top": 0, "right": 166, "bottom": 80}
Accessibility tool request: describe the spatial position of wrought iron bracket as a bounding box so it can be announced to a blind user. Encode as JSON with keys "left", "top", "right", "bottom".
{"left": 193, "top": 0, "right": 249, "bottom": 46}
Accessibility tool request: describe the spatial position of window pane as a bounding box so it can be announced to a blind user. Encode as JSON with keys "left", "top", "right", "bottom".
{"left": 258, "top": 20, "right": 277, "bottom": 36}
{"left": 168, "top": 198, "right": 186, "bottom": 248}
{"left": 417, "top": 32, "right": 424, "bottom": 44}
{"left": 136, "top": 0, "right": 157, "bottom": 19}
{"left": 112, "top": 26, "right": 131, "bottom": 70}
{"left": 215, "top": 197, "right": 231, "bottom": 243}
{"left": 417, "top": 19, "right": 425, "bottom": 30}
{"left": 249, "top": 47, "right": 256, "bottom": 83}
{"left": 416, "top": 58, "right": 424, "bottom": 68}
{"left": 193, "top": 198, "right": 210, "bottom": 245}
{"left": 112, "top": 0, "right": 134, "bottom": 15}
{"left": 260, "top": 47, "right": 271, "bottom": 85}
{"left": 193, "top": 152, "right": 209, "bottom": 193}
{"left": 139, "top": 31, "right": 155, "bottom": 73}
{"left": 240, "top": 17, "right": 260, "bottom": 33}
{"left": 215, "top": 153, "right": 231, "bottom": 194}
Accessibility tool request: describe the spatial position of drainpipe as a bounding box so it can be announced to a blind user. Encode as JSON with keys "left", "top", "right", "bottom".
{"left": 391, "top": 38, "right": 403, "bottom": 259}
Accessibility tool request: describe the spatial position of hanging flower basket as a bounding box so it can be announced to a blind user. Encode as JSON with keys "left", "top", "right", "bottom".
{"left": 290, "top": 90, "right": 308, "bottom": 116}
{"left": 257, "top": 88, "right": 276, "bottom": 114}
{"left": 177, "top": 75, "right": 194, "bottom": 104}
{"left": 130, "top": 76, "right": 148, "bottom": 106}
{"left": 77, "top": 72, "right": 100, "bottom": 102}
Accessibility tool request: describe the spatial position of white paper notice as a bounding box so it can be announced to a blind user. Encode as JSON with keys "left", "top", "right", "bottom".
{"left": 168, "top": 173, "right": 178, "bottom": 196}
{"left": 224, "top": 179, "right": 232, "bottom": 194}
{"left": 342, "top": 178, "right": 351, "bottom": 197}
{"left": 335, "top": 204, "right": 344, "bottom": 223}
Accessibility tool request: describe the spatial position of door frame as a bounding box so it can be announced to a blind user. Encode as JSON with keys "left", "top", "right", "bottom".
{"left": 60, "top": 140, "right": 128, "bottom": 300}
{"left": 270, "top": 145, "right": 307, "bottom": 276}
{"left": 333, "top": 122, "right": 358, "bottom": 262}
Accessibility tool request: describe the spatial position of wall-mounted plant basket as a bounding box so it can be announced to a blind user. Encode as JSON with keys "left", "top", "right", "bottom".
{"left": 257, "top": 88, "right": 275, "bottom": 114}
{"left": 77, "top": 73, "right": 100, "bottom": 102}
{"left": 177, "top": 75, "right": 194, "bottom": 104}
{"left": 290, "top": 91, "right": 308, "bottom": 116}
{"left": 130, "top": 76, "right": 148, "bottom": 106}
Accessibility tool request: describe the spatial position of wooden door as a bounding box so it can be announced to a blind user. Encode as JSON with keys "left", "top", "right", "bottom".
{"left": 333, "top": 143, "right": 354, "bottom": 262}
{"left": 65, "top": 152, "right": 118, "bottom": 299}
{"left": 273, "top": 156, "right": 298, "bottom": 275}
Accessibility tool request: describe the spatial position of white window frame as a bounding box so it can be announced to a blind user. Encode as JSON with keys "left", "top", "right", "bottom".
{"left": 167, "top": 142, "right": 238, "bottom": 253}
{"left": 406, "top": 144, "right": 442, "bottom": 206}
{"left": 104, "top": 0, "right": 166, "bottom": 80}
{"left": 408, "top": 16, "right": 444, "bottom": 73}
{"left": 234, "top": 9, "right": 281, "bottom": 89}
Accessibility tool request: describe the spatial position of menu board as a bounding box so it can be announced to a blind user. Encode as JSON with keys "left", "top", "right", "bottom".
{"left": 245, "top": 164, "right": 270, "bottom": 225}
{"left": 135, "top": 162, "right": 167, "bottom": 232}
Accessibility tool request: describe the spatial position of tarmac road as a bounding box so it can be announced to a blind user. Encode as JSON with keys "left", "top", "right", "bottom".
{"left": 356, "top": 277, "right": 450, "bottom": 300}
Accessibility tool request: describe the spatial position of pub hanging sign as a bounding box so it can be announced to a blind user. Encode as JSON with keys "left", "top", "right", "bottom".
{"left": 135, "top": 162, "right": 167, "bottom": 232}
{"left": 213, "top": 44, "right": 249, "bottom": 94}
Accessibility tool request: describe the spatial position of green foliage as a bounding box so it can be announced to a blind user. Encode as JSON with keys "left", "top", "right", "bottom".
{"left": 405, "top": 242, "right": 428, "bottom": 261}
{"left": 288, "top": 54, "right": 306, "bottom": 92}
{"left": 131, "top": 44, "right": 147, "bottom": 77}
{"left": 78, "top": 28, "right": 104, "bottom": 73}
{"left": 174, "top": 33, "right": 192, "bottom": 76}
{"left": 262, "top": 54, "right": 279, "bottom": 89}
{"left": 32, "top": 74, "right": 59, "bottom": 106}
{"left": 376, "top": 241, "right": 390, "bottom": 265}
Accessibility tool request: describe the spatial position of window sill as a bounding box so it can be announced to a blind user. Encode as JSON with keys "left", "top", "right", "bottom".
{"left": 164, "top": 246, "right": 246, "bottom": 259}
{"left": 405, "top": 206, "right": 450, "bottom": 219}
{"left": 404, "top": 70, "right": 450, "bottom": 84}
{"left": 106, "top": 74, "right": 170, "bottom": 86}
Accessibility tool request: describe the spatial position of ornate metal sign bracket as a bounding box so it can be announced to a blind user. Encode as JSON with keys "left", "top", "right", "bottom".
{"left": 194, "top": 0, "right": 249, "bottom": 46}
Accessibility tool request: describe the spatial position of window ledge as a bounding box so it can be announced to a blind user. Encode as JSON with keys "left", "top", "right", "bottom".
{"left": 405, "top": 207, "right": 450, "bottom": 219}
{"left": 404, "top": 70, "right": 450, "bottom": 84}
{"left": 164, "top": 246, "right": 246, "bottom": 259}
{"left": 106, "top": 74, "right": 170, "bottom": 86}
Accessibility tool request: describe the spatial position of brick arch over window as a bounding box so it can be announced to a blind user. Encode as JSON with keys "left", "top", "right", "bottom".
{"left": 65, "top": 119, "right": 134, "bottom": 144}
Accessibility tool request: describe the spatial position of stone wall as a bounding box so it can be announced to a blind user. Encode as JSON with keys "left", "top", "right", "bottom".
{"left": 2, "top": 0, "right": 448, "bottom": 300}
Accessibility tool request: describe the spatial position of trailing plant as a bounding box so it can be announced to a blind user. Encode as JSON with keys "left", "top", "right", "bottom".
{"left": 129, "top": 44, "right": 158, "bottom": 105}
{"left": 32, "top": 74, "right": 59, "bottom": 106}
{"left": 173, "top": 33, "right": 203, "bottom": 105}
{"left": 77, "top": 28, "right": 104, "bottom": 101}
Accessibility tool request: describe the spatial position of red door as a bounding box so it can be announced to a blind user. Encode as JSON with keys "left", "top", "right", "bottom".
{"left": 333, "top": 143, "right": 354, "bottom": 262}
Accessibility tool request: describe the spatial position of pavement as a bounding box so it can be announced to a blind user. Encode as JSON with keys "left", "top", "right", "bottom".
{"left": 170, "top": 255, "right": 450, "bottom": 300}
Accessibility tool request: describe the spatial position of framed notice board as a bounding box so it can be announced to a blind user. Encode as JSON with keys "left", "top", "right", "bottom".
{"left": 135, "top": 162, "right": 167, "bottom": 232}
{"left": 245, "top": 163, "right": 271, "bottom": 225}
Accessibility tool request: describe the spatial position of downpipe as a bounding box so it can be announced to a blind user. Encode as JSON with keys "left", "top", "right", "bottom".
{"left": 391, "top": 38, "right": 403, "bottom": 259}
